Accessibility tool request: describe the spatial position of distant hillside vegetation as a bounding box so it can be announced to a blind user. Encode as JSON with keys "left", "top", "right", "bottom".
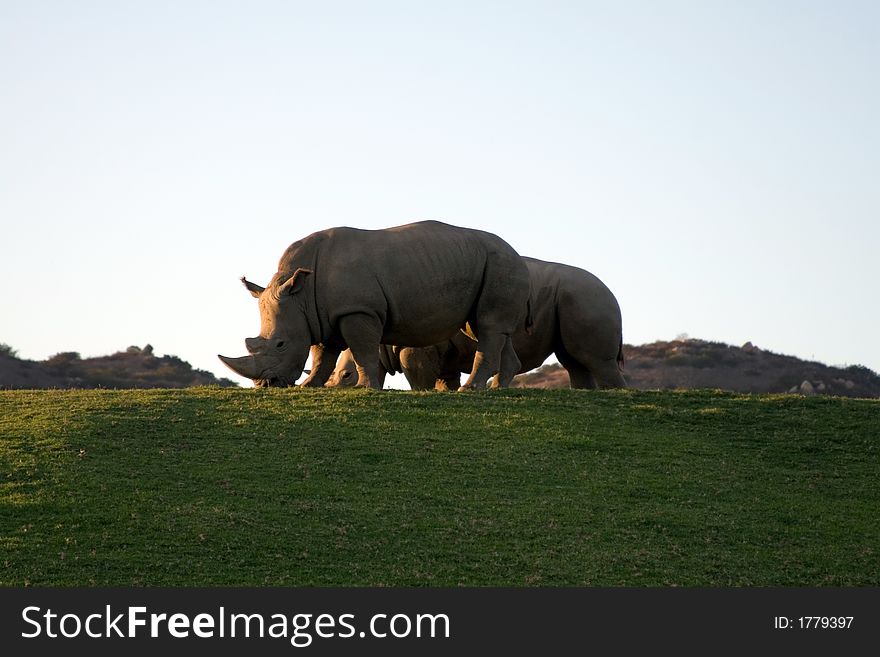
{"left": 514, "top": 338, "right": 880, "bottom": 398}
{"left": 0, "top": 343, "right": 236, "bottom": 389}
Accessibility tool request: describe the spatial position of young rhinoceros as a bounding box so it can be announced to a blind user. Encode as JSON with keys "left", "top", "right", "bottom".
{"left": 218, "top": 220, "right": 531, "bottom": 390}
{"left": 327, "top": 257, "right": 626, "bottom": 390}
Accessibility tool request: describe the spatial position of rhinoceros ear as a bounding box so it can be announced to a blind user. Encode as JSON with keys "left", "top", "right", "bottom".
{"left": 277, "top": 268, "right": 313, "bottom": 297}
{"left": 240, "top": 277, "right": 265, "bottom": 299}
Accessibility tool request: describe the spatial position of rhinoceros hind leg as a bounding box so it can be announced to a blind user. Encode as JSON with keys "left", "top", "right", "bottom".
{"left": 562, "top": 349, "right": 626, "bottom": 389}
{"left": 589, "top": 358, "right": 627, "bottom": 389}
{"left": 460, "top": 332, "right": 507, "bottom": 390}
{"left": 568, "top": 366, "right": 596, "bottom": 389}
{"left": 490, "top": 336, "right": 521, "bottom": 388}
{"left": 460, "top": 247, "right": 529, "bottom": 391}
{"left": 557, "top": 356, "right": 596, "bottom": 389}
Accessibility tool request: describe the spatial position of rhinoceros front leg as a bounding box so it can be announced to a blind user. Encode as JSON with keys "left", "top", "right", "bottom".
{"left": 300, "top": 344, "right": 342, "bottom": 387}
{"left": 338, "top": 313, "right": 385, "bottom": 389}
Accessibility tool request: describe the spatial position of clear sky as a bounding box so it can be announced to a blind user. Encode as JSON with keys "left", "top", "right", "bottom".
{"left": 2, "top": 0, "right": 878, "bottom": 388}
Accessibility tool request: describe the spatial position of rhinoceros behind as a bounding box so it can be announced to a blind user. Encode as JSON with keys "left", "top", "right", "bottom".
{"left": 218, "top": 220, "right": 531, "bottom": 389}
{"left": 327, "top": 256, "right": 626, "bottom": 390}
{"left": 327, "top": 342, "right": 465, "bottom": 390}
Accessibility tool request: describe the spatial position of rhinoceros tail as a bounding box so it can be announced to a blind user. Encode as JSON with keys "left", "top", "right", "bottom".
{"left": 617, "top": 339, "right": 625, "bottom": 370}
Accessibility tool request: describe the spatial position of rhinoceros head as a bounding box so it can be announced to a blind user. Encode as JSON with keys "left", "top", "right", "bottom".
{"left": 218, "top": 269, "right": 314, "bottom": 387}
{"left": 325, "top": 349, "right": 358, "bottom": 388}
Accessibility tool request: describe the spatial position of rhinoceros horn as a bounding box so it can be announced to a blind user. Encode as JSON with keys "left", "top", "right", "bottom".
{"left": 217, "top": 354, "right": 311, "bottom": 384}
{"left": 240, "top": 277, "right": 265, "bottom": 299}
{"left": 218, "top": 354, "right": 262, "bottom": 379}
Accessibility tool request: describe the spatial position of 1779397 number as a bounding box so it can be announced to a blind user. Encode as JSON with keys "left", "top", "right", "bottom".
{"left": 774, "top": 617, "right": 854, "bottom": 629}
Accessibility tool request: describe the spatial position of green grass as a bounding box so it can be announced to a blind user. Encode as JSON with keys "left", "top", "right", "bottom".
{"left": 1, "top": 387, "right": 878, "bottom": 586}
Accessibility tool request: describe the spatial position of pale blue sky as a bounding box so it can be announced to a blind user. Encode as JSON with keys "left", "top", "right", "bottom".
{"left": 2, "top": 1, "right": 878, "bottom": 387}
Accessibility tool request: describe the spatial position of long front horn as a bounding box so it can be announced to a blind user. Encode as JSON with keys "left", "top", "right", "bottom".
{"left": 218, "top": 354, "right": 262, "bottom": 379}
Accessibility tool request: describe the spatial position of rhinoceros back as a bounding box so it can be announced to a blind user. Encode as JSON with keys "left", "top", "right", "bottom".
{"left": 287, "top": 221, "right": 529, "bottom": 348}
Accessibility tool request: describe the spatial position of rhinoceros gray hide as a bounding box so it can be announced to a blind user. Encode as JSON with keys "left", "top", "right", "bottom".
{"left": 329, "top": 257, "right": 626, "bottom": 390}
{"left": 218, "top": 220, "right": 531, "bottom": 390}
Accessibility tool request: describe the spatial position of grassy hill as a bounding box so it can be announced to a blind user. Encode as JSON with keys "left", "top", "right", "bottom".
{"left": 1, "top": 387, "right": 877, "bottom": 586}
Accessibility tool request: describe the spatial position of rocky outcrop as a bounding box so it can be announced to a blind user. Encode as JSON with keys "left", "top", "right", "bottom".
{"left": 0, "top": 344, "right": 237, "bottom": 389}
{"left": 514, "top": 339, "right": 880, "bottom": 398}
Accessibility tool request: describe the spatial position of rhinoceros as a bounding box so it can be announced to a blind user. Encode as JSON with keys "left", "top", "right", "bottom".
{"left": 327, "top": 342, "right": 466, "bottom": 390}
{"left": 326, "top": 257, "right": 626, "bottom": 389}
{"left": 218, "top": 220, "right": 531, "bottom": 389}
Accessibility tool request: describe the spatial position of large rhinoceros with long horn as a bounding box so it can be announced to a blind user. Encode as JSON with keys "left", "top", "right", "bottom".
{"left": 326, "top": 257, "right": 626, "bottom": 389}
{"left": 218, "top": 220, "right": 531, "bottom": 389}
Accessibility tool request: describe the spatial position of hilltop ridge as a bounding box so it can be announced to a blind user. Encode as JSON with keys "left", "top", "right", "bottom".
{"left": 3, "top": 338, "right": 878, "bottom": 396}
{"left": 0, "top": 343, "right": 236, "bottom": 389}
{"left": 515, "top": 338, "right": 880, "bottom": 398}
